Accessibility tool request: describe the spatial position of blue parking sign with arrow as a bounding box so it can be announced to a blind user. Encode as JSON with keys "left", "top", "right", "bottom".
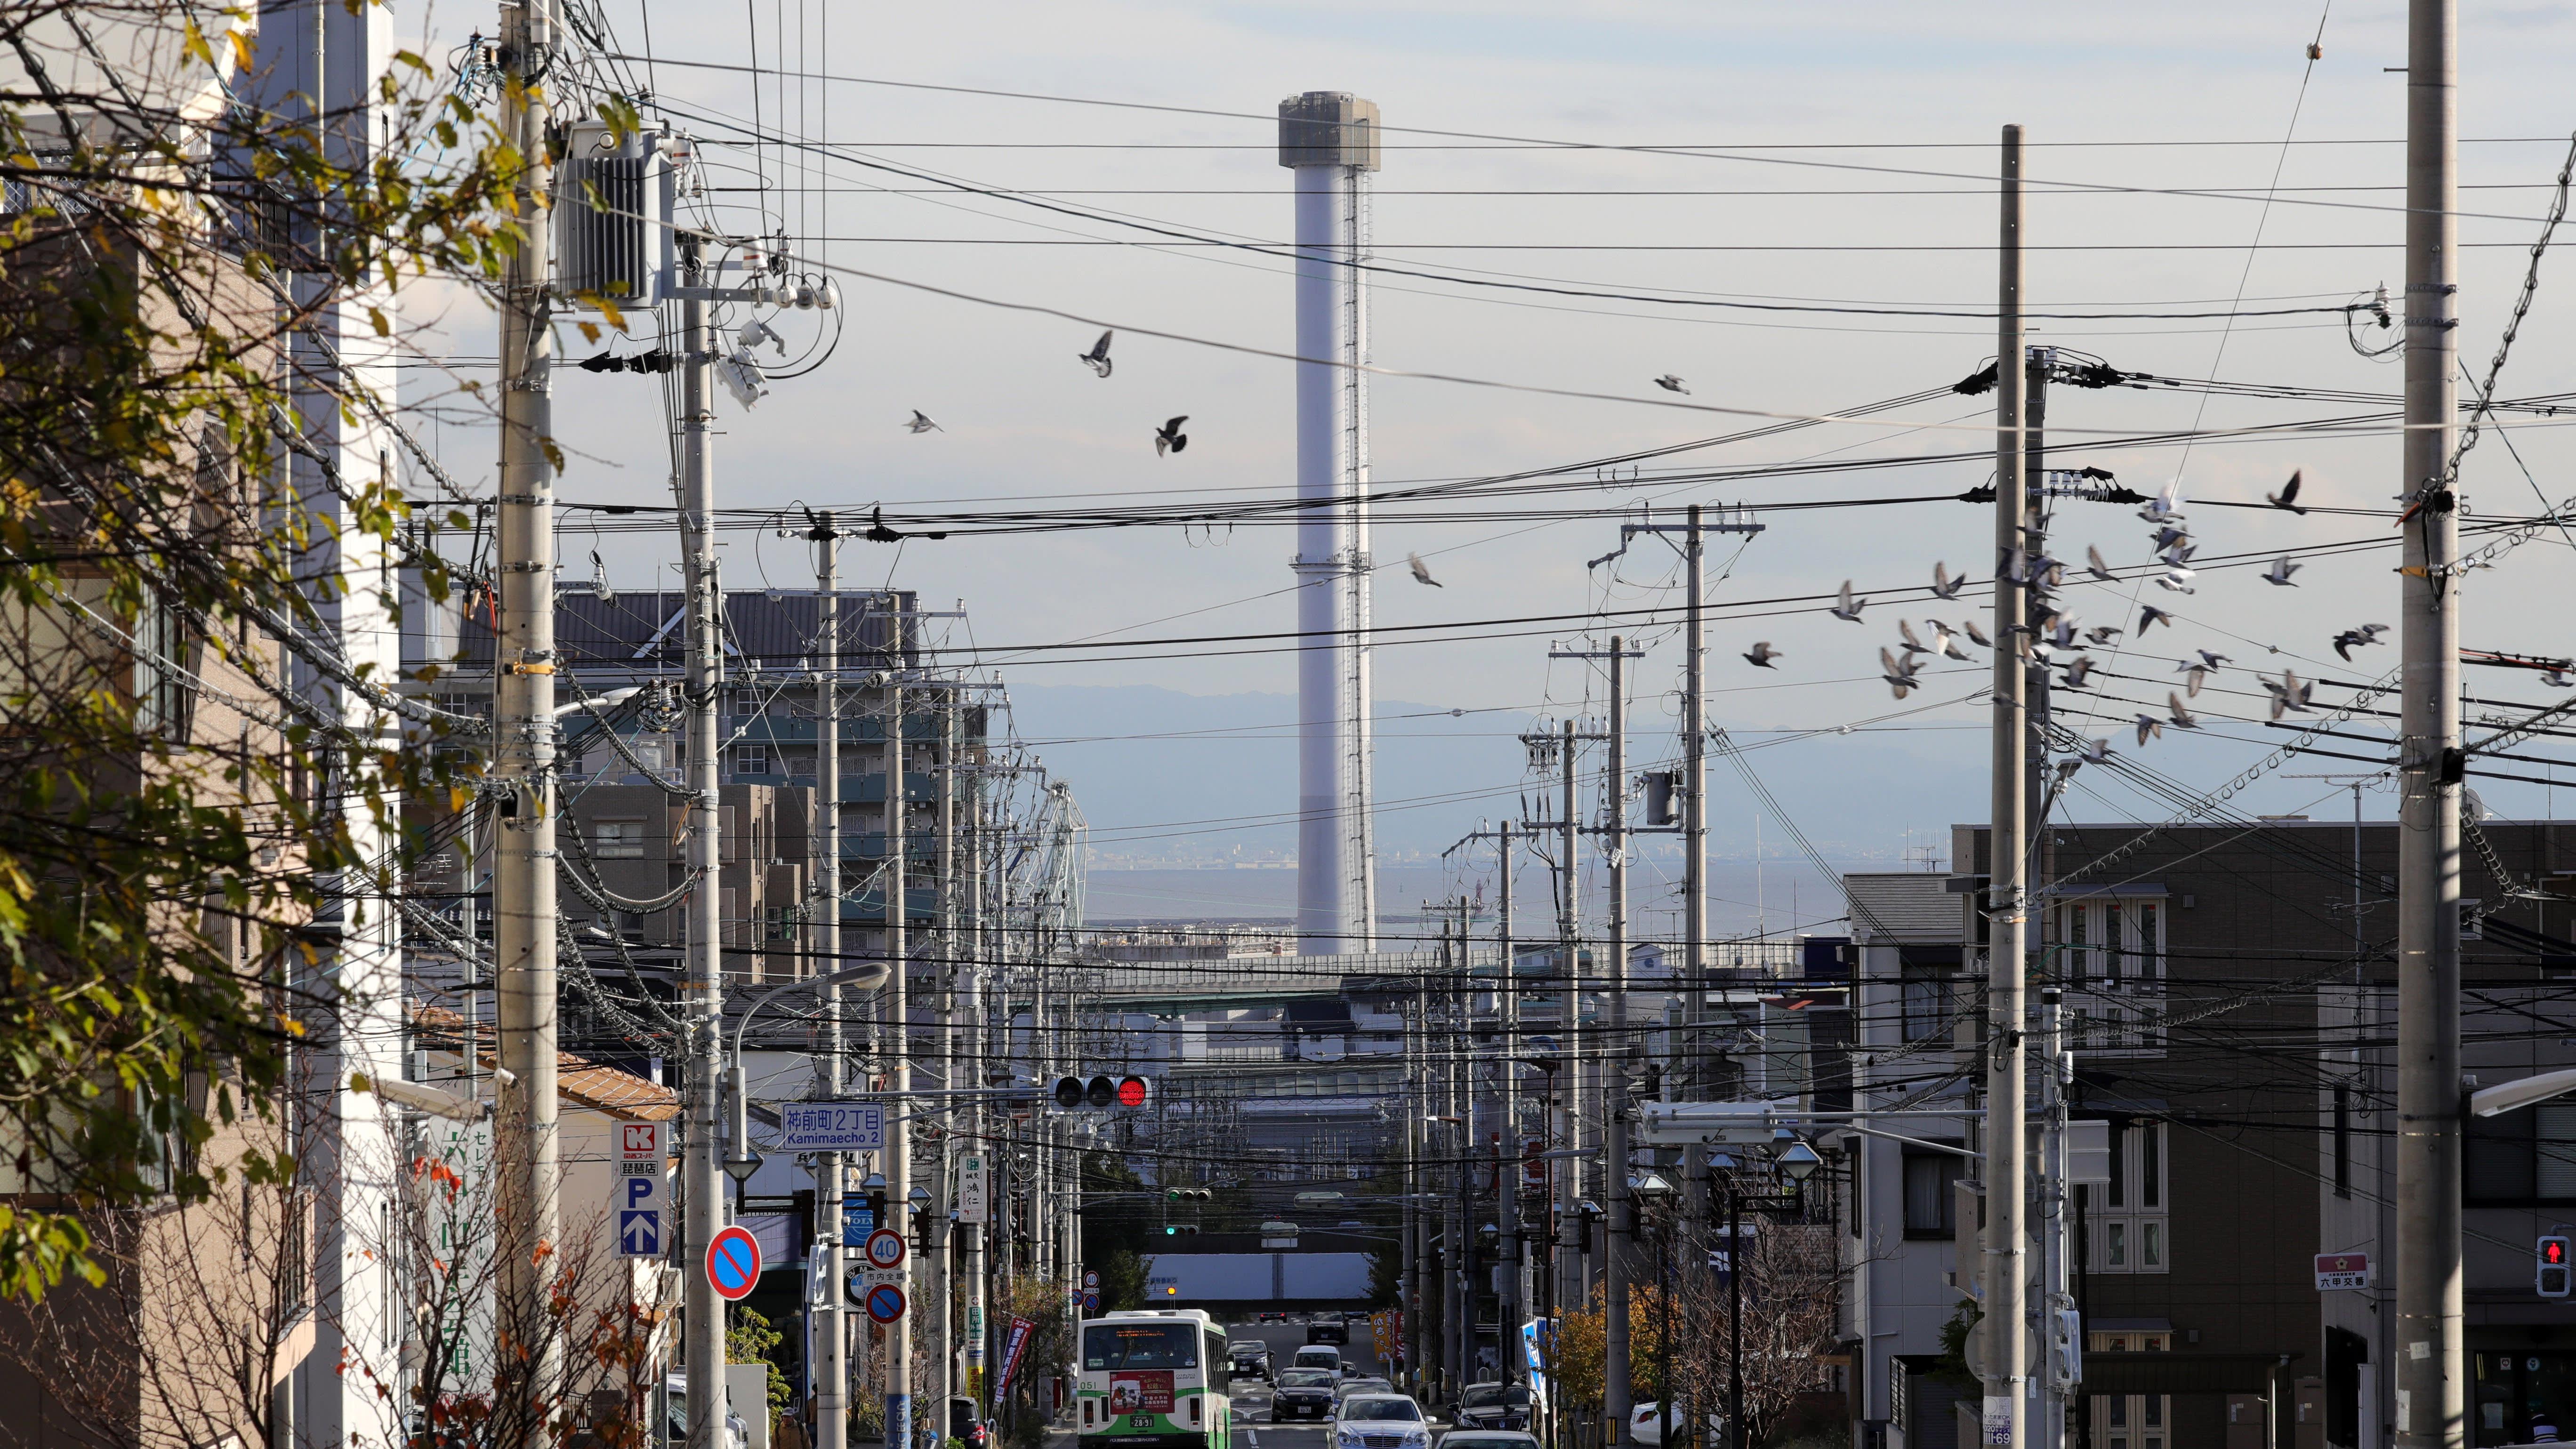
{"left": 618, "top": 1170, "right": 668, "bottom": 1259}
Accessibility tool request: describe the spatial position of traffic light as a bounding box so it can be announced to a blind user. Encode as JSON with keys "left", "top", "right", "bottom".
{"left": 2540, "top": 1236, "right": 2571, "bottom": 1297}
{"left": 1049, "top": 1073, "right": 1152, "bottom": 1114}
{"left": 1163, "top": 1224, "right": 1200, "bottom": 1236}
{"left": 1165, "top": 1188, "right": 1211, "bottom": 1203}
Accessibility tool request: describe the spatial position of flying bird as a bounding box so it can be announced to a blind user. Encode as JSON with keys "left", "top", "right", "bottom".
{"left": 1155, "top": 416, "right": 1189, "bottom": 456}
{"left": 2079, "top": 737, "right": 2116, "bottom": 765}
{"left": 2134, "top": 714, "right": 2165, "bottom": 747}
{"left": 2545, "top": 668, "right": 2576, "bottom": 689}
{"left": 2331, "top": 623, "right": 2390, "bottom": 660}
{"left": 2158, "top": 541, "right": 2198, "bottom": 569}
{"left": 1831, "top": 580, "right": 1868, "bottom": 623}
{"left": 2085, "top": 626, "right": 2124, "bottom": 646}
{"left": 2085, "top": 545, "right": 2117, "bottom": 583}
{"left": 1406, "top": 552, "right": 1442, "bottom": 588}
{"left": 1960, "top": 619, "right": 1994, "bottom": 649}
{"left": 906, "top": 410, "right": 942, "bottom": 434}
{"left": 2150, "top": 523, "right": 2191, "bottom": 552}
{"left": 1743, "top": 641, "right": 1782, "bottom": 669}
{"left": 2268, "top": 469, "right": 2310, "bottom": 515}
{"left": 2262, "top": 556, "right": 2302, "bottom": 587}
{"left": 1898, "top": 619, "right": 1931, "bottom": 656}
{"left": 2139, "top": 605, "right": 2174, "bottom": 633}
{"left": 2194, "top": 650, "right": 2233, "bottom": 670}
{"left": 2139, "top": 476, "right": 2186, "bottom": 523}
{"left": 1927, "top": 620, "right": 1973, "bottom": 661}
{"left": 1879, "top": 647, "right": 1923, "bottom": 699}
{"left": 2167, "top": 693, "right": 2200, "bottom": 730}
{"left": 1654, "top": 375, "right": 1690, "bottom": 394}
{"left": 2156, "top": 566, "right": 2197, "bottom": 594}
{"left": 2180, "top": 665, "right": 2208, "bottom": 698}
{"left": 1931, "top": 562, "right": 1965, "bottom": 601}
{"left": 2262, "top": 670, "right": 2316, "bottom": 720}
{"left": 1078, "top": 330, "right": 1114, "bottom": 377}
{"left": 2061, "top": 656, "right": 2098, "bottom": 689}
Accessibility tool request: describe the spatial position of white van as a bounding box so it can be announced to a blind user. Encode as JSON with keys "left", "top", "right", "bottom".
{"left": 1290, "top": 1344, "right": 1348, "bottom": 1380}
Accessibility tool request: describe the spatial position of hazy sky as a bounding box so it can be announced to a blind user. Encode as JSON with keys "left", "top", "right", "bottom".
{"left": 403, "top": 2, "right": 2576, "bottom": 900}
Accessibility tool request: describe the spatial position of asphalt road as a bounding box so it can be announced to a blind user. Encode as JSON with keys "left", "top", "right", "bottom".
{"left": 1216, "top": 1314, "right": 1441, "bottom": 1449}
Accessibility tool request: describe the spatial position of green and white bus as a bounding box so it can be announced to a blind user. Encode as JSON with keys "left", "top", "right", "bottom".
{"left": 1077, "top": 1310, "right": 1232, "bottom": 1449}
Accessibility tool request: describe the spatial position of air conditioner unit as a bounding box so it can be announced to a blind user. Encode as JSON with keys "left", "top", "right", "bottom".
{"left": 554, "top": 122, "right": 674, "bottom": 307}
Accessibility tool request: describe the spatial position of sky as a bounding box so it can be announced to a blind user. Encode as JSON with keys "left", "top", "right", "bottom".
{"left": 398, "top": 2, "right": 2576, "bottom": 926}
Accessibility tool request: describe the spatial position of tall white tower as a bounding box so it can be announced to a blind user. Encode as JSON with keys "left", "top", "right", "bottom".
{"left": 1280, "top": 92, "right": 1380, "bottom": 955}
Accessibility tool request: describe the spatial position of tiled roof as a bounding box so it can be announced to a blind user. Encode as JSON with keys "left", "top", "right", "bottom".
{"left": 411, "top": 1001, "right": 680, "bottom": 1122}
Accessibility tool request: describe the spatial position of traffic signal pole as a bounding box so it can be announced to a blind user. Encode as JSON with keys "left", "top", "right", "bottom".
{"left": 815, "top": 515, "right": 847, "bottom": 1449}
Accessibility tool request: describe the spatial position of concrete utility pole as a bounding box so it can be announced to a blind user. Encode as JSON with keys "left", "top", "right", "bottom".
{"left": 938, "top": 701, "right": 959, "bottom": 1420}
{"left": 813, "top": 515, "right": 846, "bottom": 1449}
{"left": 1983, "top": 122, "right": 2031, "bottom": 1449}
{"left": 680, "top": 232, "right": 729, "bottom": 1449}
{"left": 1554, "top": 718, "right": 1584, "bottom": 1323}
{"left": 962, "top": 779, "right": 988, "bottom": 1406}
{"left": 1682, "top": 507, "right": 1708, "bottom": 1066}
{"left": 1495, "top": 822, "right": 1526, "bottom": 1384}
{"left": 492, "top": 0, "right": 561, "bottom": 1436}
{"left": 1279, "top": 90, "right": 1382, "bottom": 955}
{"left": 2395, "top": 0, "right": 2463, "bottom": 1443}
{"left": 885, "top": 680, "right": 914, "bottom": 1449}
{"left": 1603, "top": 642, "right": 1633, "bottom": 1441}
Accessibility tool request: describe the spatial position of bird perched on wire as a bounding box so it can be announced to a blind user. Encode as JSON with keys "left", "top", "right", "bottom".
{"left": 2331, "top": 623, "right": 2389, "bottom": 660}
{"left": 906, "top": 410, "right": 942, "bottom": 434}
{"left": 1407, "top": 553, "right": 1442, "bottom": 588}
{"left": 1879, "top": 647, "right": 1922, "bottom": 700}
{"left": 1743, "top": 641, "right": 1782, "bottom": 669}
{"left": 1931, "top": 562, "right": 1964, "bottom": 601}
{"left": 1654, "top": 375, "right": 1689, "bottom": 394}
{"left": 863, "top": 506, "right": 947, "bottom": 543}
{"left": 2262, "top": 670, "right": 2316, "bottom": 719}
{"left": 2133, "top": 714, "right": 2165, "bottom": 747}
{"left": 2139, "top": 604, "right": 2174, "bottom": 633}
{"left": 2167, "top": 693, "right": 2200, "bottom": 730}
{"left": 2268, "top": 469, "right": 2310, "bottom": 515}
{"left": 1831, "top": 580, "right": 1868, "bottom": 623}
{"left": 1078, "top": 330, "right": 1114, "bottom": 378}
{"left": 1155, "top": 416, "right": 1190, "bottom": 456}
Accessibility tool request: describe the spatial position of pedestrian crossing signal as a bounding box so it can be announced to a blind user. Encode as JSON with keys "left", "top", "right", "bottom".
{"left": 2540, "top": 1236, "right": 2571, "bottom": 1298}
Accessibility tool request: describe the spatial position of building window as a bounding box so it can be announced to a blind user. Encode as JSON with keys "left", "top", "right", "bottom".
{"left": 1898, "top": 944, "right": 1961, "bottom": 1043}
{"left": 2087, "top": 1333, "right": 2172, "bottom": 1449}
{"left": 789, "top": 752, "right": 816, "bottom": 778}
{"left": 2334, "top": 1085, "right": 2352, "bottom": 1199}
{"left": 593, "top": 820, "right": 646, "bottom": 859}
{"left": 1902, "top": 1148, "right": 1959, "bottom": 1237}
{"left": 2468, "top": 1099, "right": 2576, "bottom": 1204}
{"left": 764, "top": 905, "right": 796, "bottom": 941}
{"left": 730, "top": 687, "right": 763, "bottom": 717}
{"left": 735, "top": 743, "right": 770, "bottom": 775}
{"left": 2058, "top": 896, "right": 2167, "bottom": 1052}
{"left": 2090, "top": 1121, "right": 2170, "bottom": 1273}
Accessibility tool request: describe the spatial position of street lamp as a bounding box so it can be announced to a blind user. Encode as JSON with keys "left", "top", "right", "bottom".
{"left": 1715, "top": 1142, "right": 1816, "bottom": 1449}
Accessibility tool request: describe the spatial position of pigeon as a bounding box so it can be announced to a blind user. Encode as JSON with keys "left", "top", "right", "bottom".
{"left": 1830, "top": 580, "right": 1868, "bottom": 623}
{"left": 1406, "top": 552, "right": 1442, "bottom": 588}
{"left": 2268, "top": 469, "right": 2310, "bottom": 515}
{"left": 1155, "top": 416, "right": 1189, "bottom": 456}
{"left": 2180, "top": 665, "right": 2209, "bottom": 698}
{"left": 2262, "top": 556, "right": 2302, "bottom": 587}
{"left": 1960, "top": 619, "right": 1995, "bottom": 649}
{"left": 2085, "top": 545, "right": 2117, "bottom": 583}
{"left": 1078, "top": 330, "right": 1114, "bottom": 378}
{"left": 2061, "top": 656, "right": 2098, "bottom": 689}
{"left": 2149, "top": 523, "right": 2191, "bottom": 552}
{"left": 1927, "top": 620, "right": 1973, "bottom": 661}
{"left": 2139, "top": 476, "right": 2186, "bottom": 523}
{"left": 2262, "top": 670, "right": 2316, "bottom": 720}
{"left": 2048, "top": 618, "right": 2080, "bottom": 653}
{"left": 2139, "top": 605, "right": 2174, "bottom": 633}
{"left": 862, "top": 506, "right": 948, "bottom": 544}
{"left": 2156, "top": 566, "right": 2197, "bottom": 594}
{"left": 1899, "top": 619, "right": 1931, "bottom": 656}
{"left": 2545, "top": 668, "right": 2576, "bottom": 689}
{"left": 906, "top": 410, "right": 942, "bottom": 434}
{"left": 2194, "top": 650, "right": 2232, "bottom": 670}
{"left": 2158, "top": 541, "right": 2198, "bottom": 569}
{"left": 2085, "top": 626, "right": 2124, "bottom": 646}
{"left": 2134, "top": 714, "right": 2165, "bottom": 747}
{"left": 2079, "top": 737, "right": 2116, "bottom": 765}
{"left": 2168, "top": 693, "right": 2200, "bottom": 730}
{"left": 1931, "top": 562, "right": 1965, "bottom": 601}
{"left": 1743, "top": 641, "right": 1782, "bottom": 669}
{"left": 1999, "top": 547, "right": 2033, "bottom": 584}
{"left": 1654, "top": 375, "right": 1690, "bottom": 394}
{"left": 2331, "top": 623, "right": 2390, "bottom": 660}
{"left": 1879, "top": 647, "right": 1922, "bottom": 700}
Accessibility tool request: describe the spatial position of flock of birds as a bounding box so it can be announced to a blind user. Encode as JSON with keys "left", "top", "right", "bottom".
{"left": 902, "top": 330, "right": 1191, "bottom": 454}
{"left": 1740, "top": 470, "right": 2389, "bottom": 764}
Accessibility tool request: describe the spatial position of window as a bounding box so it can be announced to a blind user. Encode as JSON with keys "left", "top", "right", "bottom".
{"left": 1082, "top": 1323, "right": 1199, "bottom": 1370}
{"left": 2468, "top": 1101, "right": 2576, "bottom": 1204}
{"left": 2086, "top": 1333, "right": 2173, "bottom": 1449}
{"left": 764, "top": 905, "right": 796, "bottom": 941}
{"left": 789, "top": 751, "right": 816, "bottom": 778}
{"left": 730, "top": 688, "right": 763, "bottom": 717}
{"left": 1898, "top": 945, "right": 1961, "bottom": 1043}
{"left": 1902, "top": 1149, "right": 1959, "bottom": 1236}
{"left": 2090, "top": 1121, "right": 2169, "bottom": 1273}
{"left": 594, "top": 820, "right": 645, "bottom": 859}
{"left": 2058, "top": 896, "right": 2167, "bottom": 1052}
{"left": 734, "top": 743, "right": 770, "bottom": 775}
{"left": 2334, "top": 1085, "right": 2352, "bottom": 1199}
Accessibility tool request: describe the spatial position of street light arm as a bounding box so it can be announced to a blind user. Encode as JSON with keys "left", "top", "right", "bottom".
{"left": 728, "top": 959, "right": 893, "bottom": 1061}
{"left": 2470, "top": 1067, "right": 2576, "bottom": 1117}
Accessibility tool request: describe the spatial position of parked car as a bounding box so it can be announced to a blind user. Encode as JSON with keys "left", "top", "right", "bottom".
{"left": 1291, "top": 1344, "right": 1350, "bottom": 1380}
{"left": 1308, "top": 1311, "right": 1350, "bottom": 1345}
{"left": 1228, "top": 1340, "right": 1274, "bottom": 1381}
{"left": 1453, "top": 1383, "right": 1533, "bottom": 1433}
{"left": 1272, "top": 1369, "right": 1337, "bottom": 1421}
{"left": 1439, "top": 1433, "right": 1542, "bottom": 1449}
{"left": 1627, "top": 1403, "right": 1723, "bottom": 1448}
{"left": 1331, "top": 1393, "right": 1432, "bottom": 1449}
{"left": 947, "top": 1396, "right": 992, "bottom": 1449}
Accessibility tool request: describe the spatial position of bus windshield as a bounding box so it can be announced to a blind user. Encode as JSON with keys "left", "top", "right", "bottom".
{"left": 1084, "top": 1323, "right": 1200, "bottom": 1370}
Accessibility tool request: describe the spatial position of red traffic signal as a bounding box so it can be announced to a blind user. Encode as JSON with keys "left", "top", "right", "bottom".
{"left": 2539, "top": 1236, "right": 2571, "bottom": 1298}
{"left": 1117, "top": 1075, "right": 1150, "bottom": 1110}
{"left": 2548, "top": 1239, "right": 2568, "bottom": 1265}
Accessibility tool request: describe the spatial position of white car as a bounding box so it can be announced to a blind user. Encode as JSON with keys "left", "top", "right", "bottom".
{"left": 1291, "top": 1344, "right": 1351, "bottom": 1380}
{"left": 1333, "top": 1393, "right": 1433, "bottom": 1449}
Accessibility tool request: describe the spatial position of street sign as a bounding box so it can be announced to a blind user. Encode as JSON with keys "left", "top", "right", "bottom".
{"left": 1082, "top": 1270, "right": 1100, "bottom": 1290}
{"left": 1080, "top": 1292, "right": 1100, "bottom": 1312}
{"left": 707, "top": 1224, "right": 763, "bottom": 1301}
{"left": 843, "top": 1199, "right": 877, "bottom": 1246}
{"left": 958, "top": 1154, "right": 991, "bottom": 1225}
{"left": 615, "top": 1168, "right": 667, "bottom": 1258}
{"left": 619, "top": 1121, "right": 665, "bottom": 1173}
{"left": 2315, "top": 1252, "right": 2371, "bottom": 1291}
{"left": 777, "top": 1101, "right": 888, "bottom": 1152}
{"left": 861, "top": 1269, "right": 906, "bottom": 1287}
{"left": 864, "top": 1282, "right": 909, "bottom": 1324}
{"left": 863, "top": 1228, "right": 909, "bottom": 1271}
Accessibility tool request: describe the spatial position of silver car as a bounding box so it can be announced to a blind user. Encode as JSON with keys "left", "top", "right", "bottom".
{"left": 1331, "top": 1393, "right": 1431, "bottom": 1449}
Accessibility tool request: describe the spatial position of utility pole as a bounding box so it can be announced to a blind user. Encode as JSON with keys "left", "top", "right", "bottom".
{"left": 938, "top": 700, "right": 960, "bottom": 1421}
{"left": 679, "top": 231, "right": 729, "bottom": 1449}
{"left": 2038, "top": 986, "right": 2068, "bottom": 1449}
{"left": 886, "top": 681, "right": 914, "bottom": 1449}
{"left": 1495, "top": 822, "right": 1525, "bottom": 1385}
{"left": 1553, "top": 718, "right": 1584, "bottom": 1327}
{"left": 1682, "top": 507, "right": 1707, "bottom": 1066}
{"left": 2396, "top": 0, "right": 2463, "bottom": 1443}
{"left": 1603, "top": 642, "right": 1633, "bottom": 1442}
{"left": 963, "top": 779, "right": 988, "bottom": 1407}
{"left": 813, "top": 515, "right": 846, "bottom": 1449}
{"left": 1984, "top": 123, "right": 2031, "bottom": 1449}
{"left": 492, "top": 0, "right": 560, "bottom": 1435}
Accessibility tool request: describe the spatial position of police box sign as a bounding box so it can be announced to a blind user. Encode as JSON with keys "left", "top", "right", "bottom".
{"left": 2316, "top": 1251, "right": 2370, "bottom": 1291}
{"left": 778, "top": 1102, "right": 886, "bottom": 1151}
